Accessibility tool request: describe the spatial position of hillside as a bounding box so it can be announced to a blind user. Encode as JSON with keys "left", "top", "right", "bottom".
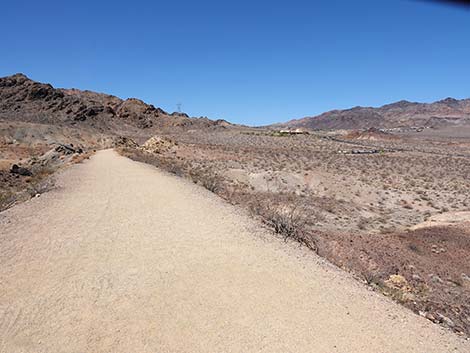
{"left": 0, "top": 73, "right": 231, "bottom": 211}
{"left": 0, "top": 73, "right": 229, "bottom": 136}
{"left": 279, "top": 98, "right": 470, "bottom": 130}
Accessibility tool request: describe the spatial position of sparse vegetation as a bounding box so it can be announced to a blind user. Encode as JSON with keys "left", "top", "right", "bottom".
{"left": 119, "top": 128, "right": 470, "bottom": 336}
{"left": 2, "top": 73, "right": 470, "bottom": 337}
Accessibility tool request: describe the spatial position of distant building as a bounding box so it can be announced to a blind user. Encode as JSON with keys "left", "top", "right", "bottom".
{"left": 279, "top": 128, "right": 308, "bottom": 135}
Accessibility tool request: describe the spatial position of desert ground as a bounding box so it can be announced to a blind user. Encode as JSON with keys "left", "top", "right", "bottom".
{"left": 119, "top": 127, "right": 470, "bottom": 337}
{"left": 1, "top": 74, "right": 470, "bottom": 349}
{"left": 0, "top": 150, "right": 467, "bottom": 352}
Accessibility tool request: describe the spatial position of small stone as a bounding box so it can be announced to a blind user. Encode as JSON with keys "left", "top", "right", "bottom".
{"left": 436, "top": 313, "right": 455, "bottom": 328}
{"left": 429, "top": 274, "right": 443, "bottom": 284}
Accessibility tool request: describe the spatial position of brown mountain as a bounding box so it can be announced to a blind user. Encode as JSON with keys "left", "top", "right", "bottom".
{"left": 279, "top": 98, "right": 470, "bottom": 130}
{"left": 0, "top": 73, "right": 229, "bottom": 135}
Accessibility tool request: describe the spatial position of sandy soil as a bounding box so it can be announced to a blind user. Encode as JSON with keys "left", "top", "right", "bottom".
{"left": 411, "top": 211, "right": 470, "bottom": 230}
{"left": 0, "top": 150, "right": 467, "bottom": 353}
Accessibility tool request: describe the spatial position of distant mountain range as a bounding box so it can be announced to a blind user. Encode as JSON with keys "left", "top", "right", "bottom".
{"left": 2, "top": 74, "right": 470, "bottom": 133}
{"left": 0, "top": 74, "right": 229, "bottom": 135}
{"left": 276, "top": 98, "right": 470, "bottom": 130}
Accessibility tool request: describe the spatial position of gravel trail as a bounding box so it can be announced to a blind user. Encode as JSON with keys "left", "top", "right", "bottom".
{"left": 0, "top": 149, "right": 467, "bottom": 352}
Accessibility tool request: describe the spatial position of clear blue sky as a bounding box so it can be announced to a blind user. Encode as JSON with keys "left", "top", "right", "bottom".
{"left": 1, "top": 0, "right": 469, "bottom": 125}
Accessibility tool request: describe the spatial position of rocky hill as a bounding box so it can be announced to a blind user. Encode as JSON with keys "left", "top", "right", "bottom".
{"left": 279, "top": 98, "right": 470, "bottom": 130}
{"left": 0, "top": 73, "right": 229, "bottom": 135}
{"left": 0, "top": 73, "right": 232, "bottom": 210}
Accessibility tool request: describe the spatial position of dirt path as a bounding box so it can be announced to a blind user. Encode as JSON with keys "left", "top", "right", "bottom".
{"left": 0, "top": 150, "right": 467, "bottom": 353}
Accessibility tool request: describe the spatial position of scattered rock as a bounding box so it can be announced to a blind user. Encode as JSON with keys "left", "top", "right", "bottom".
{"left": 436, "top": 313, "right": 455, "bottom": 328}
{"left": 114, "top": 136, "right": 138, "bottom": 148}
{"left": 55, "top": 143, "right": 80, "bottom": 155}
{"left": 431, "top": 244, "right": 446, "bottom": 254}
{"left": 10, "top": 164, "right": 32, "bottom": 176}
{"left": 140, "top": 136, "right": 177, "bottom": 154}
{"left": 429, "top": 274, "right": 443, "bottom": 284}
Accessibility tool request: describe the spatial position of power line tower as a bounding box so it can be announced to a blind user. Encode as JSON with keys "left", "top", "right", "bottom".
{"left": 176, "top": 103, "right": 182, "bottom": 113}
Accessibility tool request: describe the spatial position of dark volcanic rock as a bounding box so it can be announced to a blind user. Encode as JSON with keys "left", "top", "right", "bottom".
{"left": 0, "top": 73, "right": 229, "bottom": 133}
{"left": 10, "top": 164, "right": 32, "bottom": 176}
{"left": 55, "top": 144, "right": 81, "bottom": 155}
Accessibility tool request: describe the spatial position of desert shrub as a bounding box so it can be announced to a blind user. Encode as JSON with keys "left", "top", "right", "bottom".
{"left": 248, "top": 193, "right": 317, "bottom": 251}
{"left": 71, "top": 151, "right": 93, "bottom": 164}
{"left": 357, "top": 217, "right": 370, "bottom": 230}
{"left": 166, "top": 161, "right": 185, "bottom": 177}
{"left": 186, "top": 167, "right": 222, "bottom": 193}
{"left": 200, "top": 174, "right": 220, "bottom": 192}
{"left": 0, "top": 191, "right": 15, "bottom": 211}
{"left": 362, "top": 271, "right": 384, "bottom": 287}
{"left": 27, "top": 169, "right": 56, "bottom": 196}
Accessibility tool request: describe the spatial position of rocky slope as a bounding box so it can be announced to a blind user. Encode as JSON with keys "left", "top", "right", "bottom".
{"left": 0, "top": 73, "right": 231, "bottom": 210}
{"left": 0, "top": 73, "right": 229, "bottom": 135}
{"left": 279, "top": 98, "right": 470, "bottom": 130}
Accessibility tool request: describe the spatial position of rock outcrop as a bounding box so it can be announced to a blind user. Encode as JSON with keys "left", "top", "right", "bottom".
{"left": 0, "top": 73, "right": 230, "bottom": 134}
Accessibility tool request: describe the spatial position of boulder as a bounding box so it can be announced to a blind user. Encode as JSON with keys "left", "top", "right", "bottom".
{"left": 141, "top": 136, "right": 177, "bottom": 154}
{"left": 55, "top": 144, "right": 77, "bottom": 155}
{"left": 114, "top": 136, "right": 138, "bottom": 148}
{"left": 10, "top": 164, "right": 32, "bottom": 176}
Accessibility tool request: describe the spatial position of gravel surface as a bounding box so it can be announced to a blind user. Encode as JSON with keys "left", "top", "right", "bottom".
{"left": 0, "top": 149, "right": 467, "bottom": 353}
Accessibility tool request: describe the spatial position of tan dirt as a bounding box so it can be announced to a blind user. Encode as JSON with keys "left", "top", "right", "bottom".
{"left": 410, "top": 211, "right": 470, "bottom": 230}
{"left": 0, "top": 150, "right": 467, "bottom": 353}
